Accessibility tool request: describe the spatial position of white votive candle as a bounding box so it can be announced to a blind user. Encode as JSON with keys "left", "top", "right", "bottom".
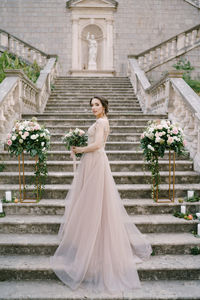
{"left": 181, "top": 205, "right": 186, "bottom": 214}
{"left": 0, "top": 202, "right": 3, "bottom": 213}
{"left": 5, "top": 191, "right": 12, "bottom": 202}
{"left": 196, "top": 213, "right": 200, "bottom": 219}
{"left": 198, "top": 224, "right": 200, "bottom": 236}
{"left": 187, "top": 190, "right": 194, "bottom": 199}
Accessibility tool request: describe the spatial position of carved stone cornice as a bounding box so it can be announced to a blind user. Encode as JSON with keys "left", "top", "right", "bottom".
{"left": 66, "top": 0, "right": 118, "bottom": 9}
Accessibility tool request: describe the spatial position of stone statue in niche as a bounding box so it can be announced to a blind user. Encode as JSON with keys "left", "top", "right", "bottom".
{"left": 87, "top": 32, "right": 97, "bottom": 70}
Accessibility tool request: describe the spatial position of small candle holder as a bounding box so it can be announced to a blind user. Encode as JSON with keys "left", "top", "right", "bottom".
{"left": 196, "top": 213, "right": 200, "bottom": 220}
{"left": 0, "top": 201, "right": 3, "bottom": 213}
{"left": 181, "top": 205, "right": 186, "bottom": 214}
{"left": 197, "top": 224, "right": 200, "bottom": 237}
{"left": 187, "top": 190, "right": 194, "bottom": 199}
{"left": 5, "top": 191, "right": 12, "bottom": 202}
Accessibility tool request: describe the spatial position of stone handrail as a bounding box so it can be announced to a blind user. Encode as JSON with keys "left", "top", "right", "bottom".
{"left": 0, "top": 57, "right": 57, "bottom": 147}
{"left": 128, "top": 24, "right": 200, "bottom": 73}
{"left": 128, "top": 58, "right": 200, "bottom": 172}
{"left": 0, "top": 28, "right": 56, "bottom": 67}
{"left": 184, "top": 0, "right": 200, "bottom": 8}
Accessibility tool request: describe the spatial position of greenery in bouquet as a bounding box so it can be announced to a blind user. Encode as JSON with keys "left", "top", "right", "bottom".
{"left": 140, "top": 119, "right": 186, "bottom": 200}
{"left": 6, "top": 117, "right": 50, "bottom": 199}
{"left": 62, "top": 128, "right": 88, "bottom": 158}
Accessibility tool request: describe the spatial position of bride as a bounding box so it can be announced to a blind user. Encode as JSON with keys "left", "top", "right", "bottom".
{"left": 50, "top": 96, "right": 152, "bottom": 294}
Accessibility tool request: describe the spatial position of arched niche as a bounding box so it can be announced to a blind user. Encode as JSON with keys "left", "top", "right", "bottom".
{"left": 81, "top": 24, "right": 103, "bottom": 70}
{"left": 67, "top": 0, "right": 118, "bottom": 76}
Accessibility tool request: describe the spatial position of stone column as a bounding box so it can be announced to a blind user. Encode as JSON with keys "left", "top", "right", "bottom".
{"left": 72, "top": 18, "right": 79, "bottom": 70}
{"left": 106, "top": 19, "right": 114, "bottom": 70}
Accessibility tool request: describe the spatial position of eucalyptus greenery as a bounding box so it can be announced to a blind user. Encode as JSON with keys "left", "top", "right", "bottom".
{"left": 0, "top": 51, "right": 40, "bottom": 84}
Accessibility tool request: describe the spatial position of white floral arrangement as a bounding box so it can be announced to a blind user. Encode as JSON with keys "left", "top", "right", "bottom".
{"left": 140, "top": 119, "right": 186, "bottom": 158}
{"left": 140, "top": 119, "right": 186, "bottom": 200}
{"left": 7, "top": 117, "right": 50, "bottom": 157}
{"left": 6, "top": 117, "right": 51, "bottom": 200}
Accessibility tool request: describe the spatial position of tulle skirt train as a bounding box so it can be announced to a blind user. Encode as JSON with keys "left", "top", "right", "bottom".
{"left": 50, "top": 149, "right": 152, "bottom": 294}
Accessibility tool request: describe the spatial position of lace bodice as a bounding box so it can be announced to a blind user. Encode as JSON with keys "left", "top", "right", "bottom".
{"left": 87, "top": 118, "right": 110, "bottom": 150}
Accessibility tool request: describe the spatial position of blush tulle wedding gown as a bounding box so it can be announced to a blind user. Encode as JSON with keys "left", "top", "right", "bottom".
{"left": 50, "top": 117, "right": 152, "bottom": 294}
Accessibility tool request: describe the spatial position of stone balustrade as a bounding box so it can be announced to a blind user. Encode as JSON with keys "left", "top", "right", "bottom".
{"left": 129, "top": 24, "right": 200, "bottom": 73}
{"left": 0, "top": 28, "right": 56, "bottom": 67}
{"left": 184, "top": 0, "right": 200, "bottom": 8}
{"left": 0, "top": 57, "right": 57, "bottom": 147}
{"left": 128, "top": 58, "right": 200, "bottom": 172}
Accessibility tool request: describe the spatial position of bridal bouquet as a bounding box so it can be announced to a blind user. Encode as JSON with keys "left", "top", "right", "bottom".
{"left": 140, "top": 119, "right": 186, "bottom": 199}
{"left": 62, "top": 128, "right": 88, "bottom": 158}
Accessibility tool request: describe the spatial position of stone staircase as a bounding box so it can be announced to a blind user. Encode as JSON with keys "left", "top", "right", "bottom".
{"left": 0, "top": 76, "right": 200, "bottom": 299}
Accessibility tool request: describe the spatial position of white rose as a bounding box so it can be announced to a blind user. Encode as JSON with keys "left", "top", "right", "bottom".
{"left": 31, "top": 135, "right": 37, "bottom": 140}
{"left": 19, "top": 125, "right": 24, "bottom": 131}
{"left": 19, "top": 139, "right": 23, "bottom": 144}
{"left": 148, "top": 144, "right": 155, "bottom": 151}
{"left": 41, "top": 142, "right": 45, "bottom": 146}
{"left": 22, "top": 135, "right": 26, "bottom": 140}
{"left": 12, "top": 136, "right": 16, "bottom": 141}
{"left": 42, "top": 147, "right": 46, "bottom": 152}
{"left": 40, "top": 133, "right": 44, "bottom": 138}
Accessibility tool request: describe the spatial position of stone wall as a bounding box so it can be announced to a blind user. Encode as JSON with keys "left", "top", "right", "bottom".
{"left": 0, "top": 0, "right": 199, "bottom": 75}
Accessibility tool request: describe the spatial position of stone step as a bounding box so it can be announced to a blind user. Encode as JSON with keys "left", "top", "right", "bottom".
{"left": 48, "top": 98, "right": 139, "bottom": 103}
{"left": 53, "top": 84, "right": 134, "bottom": 91}
{"left": 22, "top": 113, "right": 164, "bottom": 120}
{"left": 0, "top": 254, "right": 199, "bottom": 281}
{"left": 32, "top": 125, "right": 146, "bottom": 133}
{"left": 0, "top": 214, "right": 198, "bottom": 234}
{"left": 2, "top": 199, "right": 200, "bottom": 216}
{"left": 20, "top": 118, "right": 157, "bottom": 127}
{"left": 47, "top": 132, "right": 150, "bottom": 142}
{"left": 0, "top": 280, "right": 200, "bottom": 300}
{"left": 0, "top": 232, "right": 199, "bottom": 256}
{"left": 50, "top": 92, "right": 136, "bottom": 97}
{"left": 1, "top": 171, "right": 199, "bottom": 185}
{"left": 55, "top": 77, "right": 132, "bottom": 82}
{"left": 45, "top": 107, "right": 142, "bottom": 112}
{"left": 47, "top": 142, "right": 142, "bottom": 151}
{"left": 0, "top": 183, "right": 198, "bottom": 200}
{"left": 47, "top": 98, "right": 138, "bottom": 103}
{"left": 46, "top": 99, "right": 139, "bottom": 104}
{"left": 0, "top": 150, "right": 189, "bottom": 161}
{"left": 1, "top": 160, "right": 193, "bottom": 173}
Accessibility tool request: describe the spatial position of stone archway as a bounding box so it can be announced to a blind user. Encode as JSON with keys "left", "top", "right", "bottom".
{"left": 67, "top": 0, "right": 118, "bottom": 76}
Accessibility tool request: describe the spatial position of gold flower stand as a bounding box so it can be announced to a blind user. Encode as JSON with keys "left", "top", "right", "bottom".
{"left": 18, "top": 152, "right": 41, "bottom": 203}
{"left": 153, "top": 150, "right": 175, "bottom": 203}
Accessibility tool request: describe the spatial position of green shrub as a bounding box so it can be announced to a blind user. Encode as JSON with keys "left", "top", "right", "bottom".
{"left": 173, "top": 58, "right": 200, "bottom": 95}
{"left": 0, "top": 51, "right": 41, "bottom": 84}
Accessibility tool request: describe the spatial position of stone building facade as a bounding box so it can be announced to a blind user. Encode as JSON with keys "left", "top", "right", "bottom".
{"left": 0, "top": 0, "right": 199, "bottom": 76}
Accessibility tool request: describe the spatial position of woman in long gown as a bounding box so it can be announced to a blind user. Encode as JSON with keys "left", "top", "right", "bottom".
{"left": 50, "top": 96, "right": 152, "bottom": 294}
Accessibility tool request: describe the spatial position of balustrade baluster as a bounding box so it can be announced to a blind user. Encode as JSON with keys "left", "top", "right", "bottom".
{"left": 191, "top": 29, "right": 197, "bottom": 45}
{"left": 171, "top": 39, "right": 176, "bottom": 56}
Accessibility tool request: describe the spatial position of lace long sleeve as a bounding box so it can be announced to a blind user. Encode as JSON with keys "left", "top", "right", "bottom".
{"left": 83, "top": 119, "right": 105, "bottom": 153}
